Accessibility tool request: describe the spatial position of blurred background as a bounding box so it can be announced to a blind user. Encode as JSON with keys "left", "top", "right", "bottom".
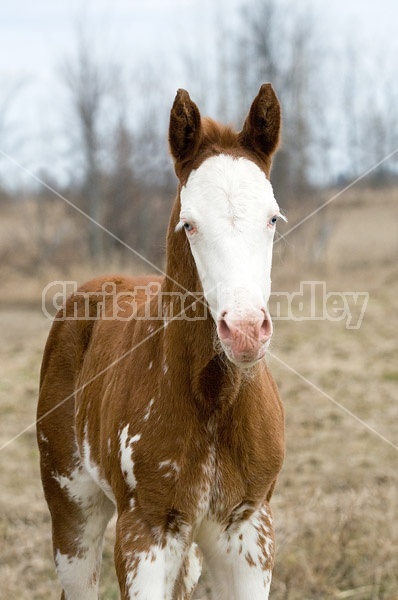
{"left": 0, "top": 0, "right": 397, "bottom": 277}
{"left": 0, "top": 1, "right": 397, "bottom": 599}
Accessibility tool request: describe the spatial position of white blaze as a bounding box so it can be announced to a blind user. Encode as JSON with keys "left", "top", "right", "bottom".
{"left": 179, "top": 154, "right": 280, "bottom": 323}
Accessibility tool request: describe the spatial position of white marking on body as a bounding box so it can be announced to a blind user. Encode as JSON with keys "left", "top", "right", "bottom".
{"left": 83, "top": 432, "right": 116, "bottom": 505}
{"left": 53, "top": 464, "right": 91, "bottom": 506}
{"left": 193, "top": 445, "right": 216, "bottom": 519}
{"left": 143, "top": 397, "right": 155, "bottom": 422}
{"left": 158, "top": 459, "right": 180, "bottom": 479}
{"left": 39, "top": 432, "right": 49, "bottom": 444}
{"left": 119, "top": 426, "right": 141, "bottom": 490}
{"left": 148, "top": 360, "right": 153, "bottom": 370}
{"left": 163, "top": 362, "right": 169, "bottom": 374}
{"left": 53, "top": 446, "right": 115, "bottom": 510}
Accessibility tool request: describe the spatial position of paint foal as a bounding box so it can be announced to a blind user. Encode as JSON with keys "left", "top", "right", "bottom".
{"left": 37, "top": 84, "right": 285, "bottom": 599}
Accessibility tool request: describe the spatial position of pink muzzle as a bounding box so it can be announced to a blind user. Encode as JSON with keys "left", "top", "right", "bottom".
{"left": 217, "top": 308, "right": 273, "bottom": 364}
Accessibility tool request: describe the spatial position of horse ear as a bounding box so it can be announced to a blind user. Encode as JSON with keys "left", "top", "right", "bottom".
{"left": 169, "top": 89, "right": 202, "bottom": 172}
{"left": 239, "top": 83, "right": 281, "bottom": 167}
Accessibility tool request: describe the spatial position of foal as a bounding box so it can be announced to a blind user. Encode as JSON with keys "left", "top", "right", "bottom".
{"left": 37, "top": 84, "right": 285, "bottom": 599}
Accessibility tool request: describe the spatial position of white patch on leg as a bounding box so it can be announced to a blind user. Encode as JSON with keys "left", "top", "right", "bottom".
{"left": 125, "top": 530, "right": 191, "bottom": 600}
{"left": 183, "top": 543, "right": 203, "bottom": 597}
{"left": 54, "top": 491, "right": 114, "bottom": 597}
{"left": 53, "top": 460, "right": 110, "bottom": 511}
{"left": 52, "top": 439, "right": 116, "bottom": 599}
{"left": 55, "top": 551, "right": 100, "bottom": 600}
{"left": 83, "top": 433, "right": 116, "bottom": 505}
{"left": 53, "top": 460, "right": 115, "bottom": 599}
{"left": 119, "top": 426, "right": 141, "bottom": 490}
{"left": 126, "top": 545, "right": 165, "bottom": 599}
{"left": 196, "top": 505, "right": 274, "bottom": 599}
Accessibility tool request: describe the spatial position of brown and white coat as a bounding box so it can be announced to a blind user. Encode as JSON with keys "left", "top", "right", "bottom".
{"left": 37, "top": 84, "right": 285, "bottom": 600}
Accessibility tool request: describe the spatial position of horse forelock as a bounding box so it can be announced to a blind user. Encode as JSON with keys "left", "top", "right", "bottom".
{"left": 176, "top": 117, "right": 272, "bottom": 185}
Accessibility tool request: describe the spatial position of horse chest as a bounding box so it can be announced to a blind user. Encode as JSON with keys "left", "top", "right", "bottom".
{"left": 77, "top": 369, "right": 279, "bottom": 528}
{"left": 117, "top": 433, "right": 267, "bottom": 527}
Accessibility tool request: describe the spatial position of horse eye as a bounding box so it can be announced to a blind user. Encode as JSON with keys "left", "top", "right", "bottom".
{"left": 269, "top": 215, "right": 278, "bottom": 226}
{"left": 184, "top": 222, "right": 194, "bottom": 232}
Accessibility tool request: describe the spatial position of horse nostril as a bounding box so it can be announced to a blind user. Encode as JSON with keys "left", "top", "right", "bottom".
{"left": 260, "top": 311, "right": 273, "bottom": 340}
{"left": 218, "top": 311, "right": 232, "bottom": 340}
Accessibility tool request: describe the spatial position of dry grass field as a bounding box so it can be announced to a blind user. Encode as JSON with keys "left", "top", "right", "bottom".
{"left": 0, "top": 187, "right": 397, "bottom": 599}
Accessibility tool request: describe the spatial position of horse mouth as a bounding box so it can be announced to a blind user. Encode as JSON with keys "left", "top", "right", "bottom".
{"left": 223, "top": 345, "right": 269, "bottom": 368}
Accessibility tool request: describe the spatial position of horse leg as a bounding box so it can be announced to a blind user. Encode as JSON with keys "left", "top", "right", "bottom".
{"left": 44, "top": 461, "right": 115, "bottom": 600}
{"left": 174, "top": 543, "right": 203, "bottom": 599}
{"left": 115, "top": 507, "right": 194, "bottom": 600}
{"left": 197, "top": 503, "right": 275, "bottom": 600}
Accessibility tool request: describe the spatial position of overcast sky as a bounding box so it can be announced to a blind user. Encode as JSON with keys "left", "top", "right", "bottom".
{"left": 1, "top": 0, "right": 397, "bottom": 187}
{"left": 2, "top": 0, "right": 397, "bottom": 78}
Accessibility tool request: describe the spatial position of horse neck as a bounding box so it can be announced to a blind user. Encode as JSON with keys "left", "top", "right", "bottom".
{"left": 160, "top": 191, "right": 243, "bottom": 414}
{"left": 162, "top": 191, "right": 199, "bottom": 302}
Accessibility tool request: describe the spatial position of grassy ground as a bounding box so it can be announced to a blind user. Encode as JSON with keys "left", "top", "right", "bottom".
{"left": 0, "top": 188, "right": 397, "bottom": 598}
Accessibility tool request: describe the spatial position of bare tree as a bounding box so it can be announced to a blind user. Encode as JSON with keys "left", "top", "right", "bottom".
{"left": 340, "top": 43, "right": 398, "bottom": 185}
{"left": 0, "top": 77, "right": 30, "bottom": 197}
{"left": 237, "top": 0, "right": 323, "bottom": 200}
{"left": 0, "top": 78, "right": 29, "bottom": 146}
{"left": 60, "top": 22, "right": 120, "bottom": 262}
{"left": 104, "top": 114, "right": 146, "bottom": 258}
